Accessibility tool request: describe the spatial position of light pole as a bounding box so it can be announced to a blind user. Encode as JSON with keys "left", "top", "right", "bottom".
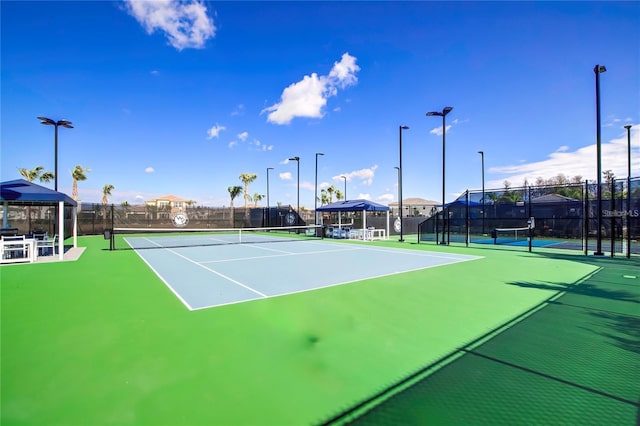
{"left": 266, "top": 167, "right": 274, "bottom": 226}
{"left": 398, "top": 125, "right": 409, "bottom": 241}
{"left": 478, "top": 150, "right": 485, "bottom": 234}
{"left": 37, "top": 117, "right": 73, "bottom": 191}
{"left": 289, "top": 156, "right": 300, "bottom": 224}
{"left": 315, "top": 153, "right": 324, "bottom": 225}
{"left": 427, "top": 106, "right": 453, "bottom": 245}
{"left": 624, "top": 124, "right": 632, "bottom": 258}
{"left": 341, "top": 175, "right": 347, "bottom": 200}
{"left": 594, "top": 65, "right": 606, "bottom": 256}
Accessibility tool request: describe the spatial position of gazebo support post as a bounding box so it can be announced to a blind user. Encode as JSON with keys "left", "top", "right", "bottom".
{"left": 58, "top": 200, "right": 64, "bottom": 260}
{"left": 73, "top": 205, "right": 78, "bottom": 248}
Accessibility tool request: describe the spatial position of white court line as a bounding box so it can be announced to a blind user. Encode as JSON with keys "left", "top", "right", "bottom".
{"left": 191, "top": 249, "right": 481, "bottom": 311}
{"left": 128, "top": 237, "right": 268, "bottom": 299}
{"left": 200, "top": 246, "right": 364, "bottom": 264}
{"left": 197, "top": 240, "right": 481, "bottom": 264}
{"left": 126, "top": 238, "right": 195, "bottom": 310}
{"left": 243, "top": 244, "right": 294, "bottom": 254}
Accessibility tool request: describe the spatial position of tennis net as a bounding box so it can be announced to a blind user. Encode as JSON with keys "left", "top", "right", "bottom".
{"left": 492, "top": 226, "right": 531, "bottom": 245}
{"left": 112, "top": 225, "right": 323, "bottom": 250}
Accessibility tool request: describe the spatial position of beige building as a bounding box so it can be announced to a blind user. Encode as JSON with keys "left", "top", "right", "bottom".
{"left": 146, "top": 195, "right": 193, "bottom": 219}
{"left": 388, "top": 197, "right": 439, "bottom": 217}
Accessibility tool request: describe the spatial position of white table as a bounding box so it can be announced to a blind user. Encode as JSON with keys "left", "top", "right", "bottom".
{"left": 0, "top": 238, "right": 37, "bottom": 264}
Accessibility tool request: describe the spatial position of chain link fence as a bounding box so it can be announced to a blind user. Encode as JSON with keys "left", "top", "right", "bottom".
{"left": 419, "top": 177, "right": 639, "bottom": 256}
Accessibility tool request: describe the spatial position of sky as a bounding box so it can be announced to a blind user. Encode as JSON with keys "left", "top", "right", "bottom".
{"left": 1, "top": 1, "right": 639, "bottom": 210}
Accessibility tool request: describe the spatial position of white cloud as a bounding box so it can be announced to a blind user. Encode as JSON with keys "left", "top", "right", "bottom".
{"left": 135, "top": 195, "right": 144, "bottom": 201}
{"left": 300, "top": 181, "right": 316, "bottom": 191}
{"left": 150, "top": 70, "right": 159, "bottom": 76}
{"left": 124, "top": 0, "right": 216, "bottom": 50}
{"left": 328, "top": 53, "right": 360, "bottom": 88}
{"left": 206, "top": 123, "right": 226, "bottom": 139}
{"left": 334, "top": 165, "right": 378, "bottom": 186}
{"left": 429, "top": 124, "right": 452, "bottom": 137}
{"left": 231, "top": 104, "right": 245, "bottom": 116}
{"left": 262, "top": 53, "right": 360, "bottom": 125}
{"left": 252, "top": 139, "right": 273, "bottom": 151}
{"left": 228, "top": 140, "right": 237, "bottom": 148}
{"left": 488, "top": 127, "right": 640, "bottom": 188}
{"left": 145, "top": 167, "right": 155, "bottom": 173}
{"left": 280, "top": 172, "right": 292, "bottom": 180}
{"left": 280, "top": 158, "right": 291, "bottom": 165}
{"left": 237, "top": 131, "right": 249, "bottom": 141}
{"left": 377, "top": 193, "right": 394, "bottom": 202}
{"left": 358, "top": 193, "right": 371, "bottom": 200}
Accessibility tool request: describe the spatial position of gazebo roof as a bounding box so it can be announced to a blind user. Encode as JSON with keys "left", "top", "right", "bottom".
{"left": 316, "top": 199, "right": 390, "bottom": 212}
{"left": 0, "top": 179, "right": 77, "bottom": 206}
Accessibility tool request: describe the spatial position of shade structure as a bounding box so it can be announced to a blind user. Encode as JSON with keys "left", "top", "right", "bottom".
{"left": 316, "top": 199, "right": 390, "bottom": 212}
{"left": 1, "top": 179, "right": 77, "bottom": 205}
{"left": 316, "top": 199, "right": 389, "bottom": 239}
{"left": 1, "top": 179, "right": 78, "bottom": 260}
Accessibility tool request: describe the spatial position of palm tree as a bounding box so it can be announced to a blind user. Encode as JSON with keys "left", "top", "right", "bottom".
{"left": 18, "top": 166, "right": 54, "bottom": 183}
{"left": 71, "top": 165, "right": 91, "bottom": 201}
{"left": 326, "top": 185, "right": 336, "bottom": 203}
{"left": 18, "top": 166, "right": 54, "bottom": 230}
{"left": 239, "top": 173, "right": 257, "bottom": 215}
{"left": 120, "top": 201, "right": 130, "bottom": 221}
{"left": 253, "top": 193, "right": 264, "bottom": 207}
{"left": 102, "top": 184, "right": 114, "bottom": 207}
{"left": 320, "top": 189, "right": 330, "bottom": 205}
{"left": 228, "top": 185, "right": 243, "bottom": 226}
{"left": 335, "top": 189, "right": 344, "bottom": 201}
{"left": 102, "top": 184, "right": 114, "bottom": 227}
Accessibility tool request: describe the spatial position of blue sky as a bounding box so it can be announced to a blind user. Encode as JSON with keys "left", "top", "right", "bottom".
{"left": 2, "top": 1, "right": 639, "bottom": 209}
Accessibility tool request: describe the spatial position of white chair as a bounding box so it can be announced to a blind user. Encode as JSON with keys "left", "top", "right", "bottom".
{"left": 37, "top": 235, "right": 58, "bottom": 257}
{"left": 32, "top": 230, "right": 48, "bottom": 241}
{"left": 1, "top": 235, "right": 28, "bottom": 260}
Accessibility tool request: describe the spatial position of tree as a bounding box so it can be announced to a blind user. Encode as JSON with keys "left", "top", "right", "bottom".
{"left": 71, "top": 165, "right": 91, "bottom": 201}
{"left": 102, "top": 184, "right": 114, "bottom": 207}
{"left": 18, "top": 166, "right": 54, "bottom": 183}
{"left": 102, "top": 184, "right": 114, "bottom": 226}
{"left": 239, "top": 173, "right": 257, "bottom": 210}
{"left": 603, "top": 170, "right": 615, "bottom": 185}
{"left": 335, "top": 189, "right": 344, "bottom": 201}
{"left": 326, "top": 185, "right": 336, "bottom": 203}
{"left": 18, "top": 166, "right": 54, "bottom": 230}
{"left": 253, "top": 193, "right": 264, "bottom": 207}
{"left": 228, "top": 185, "right": 243, "bottom": 227}
{"left": 320, "top": 189, "right": 329, "bottom": 205}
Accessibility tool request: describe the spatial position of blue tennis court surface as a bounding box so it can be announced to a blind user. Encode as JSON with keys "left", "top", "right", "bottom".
{"left": 127, "top": 238, "right": 482, "bottom": 310}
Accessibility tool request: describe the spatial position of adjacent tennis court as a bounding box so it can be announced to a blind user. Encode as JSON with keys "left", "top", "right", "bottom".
{"left": 124, "top": 231, "right": 481, "bottom": 310}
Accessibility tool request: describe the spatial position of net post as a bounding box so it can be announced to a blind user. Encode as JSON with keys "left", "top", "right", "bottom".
{"left": 110, "top": 204, "right": 115, "bottom": 250}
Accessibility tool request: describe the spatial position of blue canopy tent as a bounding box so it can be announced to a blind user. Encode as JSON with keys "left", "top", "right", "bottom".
{"left": 316, "top": 199, "right": 390, "bottom": 239}
{"left": 1, "top": 179, "right": 78, "bottom": 260}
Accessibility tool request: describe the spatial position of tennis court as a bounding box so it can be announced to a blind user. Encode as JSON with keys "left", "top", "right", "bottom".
{"left": 2, "top": 235, "right": 637, "bottom": 425}
{"left": 124, "top": 231, "right": 481, "bottom": 310}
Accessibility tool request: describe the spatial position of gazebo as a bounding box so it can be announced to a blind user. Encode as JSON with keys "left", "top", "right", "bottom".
{"left": 316, "top": 199, "right": 390, "bottom": 240}
{"left": 1, "top": 179, "right": 78, "bottom": 260}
